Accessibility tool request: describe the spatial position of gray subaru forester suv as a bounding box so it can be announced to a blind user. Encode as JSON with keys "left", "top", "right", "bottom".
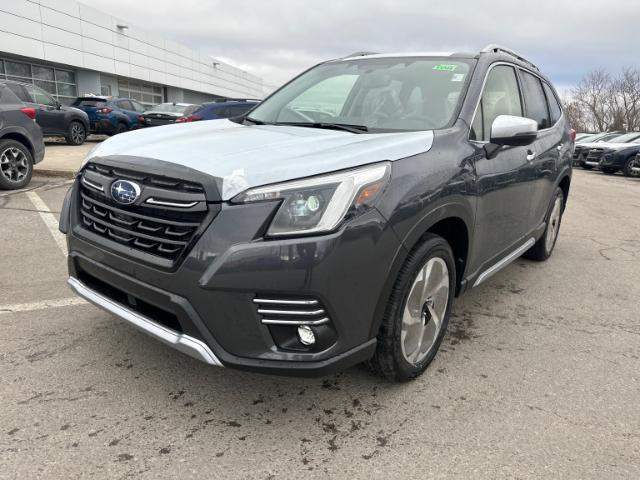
{"left": 60, "top": 45, "right": 573, "bottom": 381}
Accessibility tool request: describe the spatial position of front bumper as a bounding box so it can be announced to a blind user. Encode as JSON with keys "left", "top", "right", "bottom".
{"left": 62, "top": 178, "right": 399, "bottom": 376}
{"left": 68, "top": 276, "right": 222, "bottom": 365}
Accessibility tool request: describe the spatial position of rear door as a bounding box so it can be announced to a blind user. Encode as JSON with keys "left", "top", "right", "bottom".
{"left": 26, "top": 85, "right": 64, "bottom": 134}
{"left": 470, "top": 64, "right": 536, "bottom": 261}
{"left": 518, "top": 70, "right": 561, "bottom": 230}
{"left": 115, "top": 99, "right": 138, "bottom": 126}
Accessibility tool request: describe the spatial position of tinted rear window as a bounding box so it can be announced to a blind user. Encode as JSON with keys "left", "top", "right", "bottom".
{"left": 73, "top": 99, "right": 107, "bottom": 108}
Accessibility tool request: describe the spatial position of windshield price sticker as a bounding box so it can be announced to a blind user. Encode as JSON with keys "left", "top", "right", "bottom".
{"left": 433, "top": 64, "right": 457, "bottom": 72}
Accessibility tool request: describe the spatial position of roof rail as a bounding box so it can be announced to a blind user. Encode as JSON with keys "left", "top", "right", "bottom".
{"left": 344, "top": 51, "right": 379, "bottom": 58}
{"left": 480, "top": 44, "right": 539, "bottom": 70}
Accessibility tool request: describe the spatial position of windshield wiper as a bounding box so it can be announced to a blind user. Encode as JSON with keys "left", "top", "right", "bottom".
{"left": 277, "top": 122, "right": 368, "bottom": 134}
{"left": 243, "top": 116, "right": 266, "bottom": 125}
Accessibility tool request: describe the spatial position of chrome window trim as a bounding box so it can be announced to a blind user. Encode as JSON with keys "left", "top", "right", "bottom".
{"left": 468, "top": 61, "right": 562, "bottom": 145}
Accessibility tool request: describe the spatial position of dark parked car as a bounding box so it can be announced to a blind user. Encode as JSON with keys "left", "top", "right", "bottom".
{"left": 175, "top": 99, "right": 259, "bottom": 123}
{"left": 0, "top": 81, "right": 45, "bottom": 189}
{"left": 587, "top": 133, "right": 640, "bottom": 176}
{"left": 572, "top": 132, "right": 625, "bottom": 167}
{"left": 61, "top": 45, "right": 573, "bottom": 381}
{"left": 71, "top": 97, "right": 146, "bottom": 136}
{"left": 139, "top": 103, "right": 195, "bottom": 127}
{"left": 3, "top": 80, "right": 89, "bottom": 146}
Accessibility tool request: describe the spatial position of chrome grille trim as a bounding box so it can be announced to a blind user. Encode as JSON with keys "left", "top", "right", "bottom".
{"left": 261, "top": 317, "right": 330, "bottom": 326}
{"left": 257, "top": 308, "right": 326, "bottom": 316}
{"left": 252, "top": 298, "right": 320, "bottom": 306}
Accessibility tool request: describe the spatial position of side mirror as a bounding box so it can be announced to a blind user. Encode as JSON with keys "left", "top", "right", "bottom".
{"left": 56, "top": 101, "right": 62, "bottom": 110}
{"left": 490, "top": 115, "right": 538, "bottom": 147}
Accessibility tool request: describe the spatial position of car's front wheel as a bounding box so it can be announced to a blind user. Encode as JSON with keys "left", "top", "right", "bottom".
{"left": 0, "top": 139, "right": 34, "bottom": 190}
{"left": 623, "top": 156, "right": 640, "bottom": 177}
{"left": 66, "top": 121, "right": 87, "bottom": 145}
{"left": 369, "top": 234, "right": 455, "bottom": 382}
{"left": 524, "top": 187, "right": 564, "bottom": 261}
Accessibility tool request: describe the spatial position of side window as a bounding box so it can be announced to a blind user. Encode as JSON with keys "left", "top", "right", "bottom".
{"left": 543, "top": 82, "right": 562, "bottom": 125}
{"left": 5, "top": 83, "right": 31, "bottom": 103}
{"left": 470, "top": 65, "right": 523, "bottom": 141}
{"left": 117, "top": 100, "right": 133, "bottom": 110}
{"left": 230, "top": 105, "right": 252, "bottom": 116}
{"left": 520, "top": 71, "right": 550, "bottom": 129}
{"left": 30, "top": 85, "right": 57, "bottom": 106}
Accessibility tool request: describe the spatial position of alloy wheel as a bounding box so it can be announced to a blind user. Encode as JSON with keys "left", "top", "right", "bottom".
{"left": 545, "top": 196, "right": 563, "bottom": 253}
{"left": 71, "top": 123, "right": 85, "bottom": 144}
{"left": 0, "top": 147, "right": 29, "bottom": 183}
{"left": 400, "top": 257, "right": 450, "bottom": 365}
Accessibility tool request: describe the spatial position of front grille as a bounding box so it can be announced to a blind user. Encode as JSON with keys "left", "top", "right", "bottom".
{"left": 586, "top": 149, "right": 605, "bottom": 162}
{"left": 77, "top": 163, "right": 211, "bottom": 264}
{"left": 252, "top": 297, "right": 330, "bottom": 326}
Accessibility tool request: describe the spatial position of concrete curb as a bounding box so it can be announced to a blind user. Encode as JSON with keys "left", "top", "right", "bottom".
{"left": 34, "top": 169, "right": 77, "bottom": 179}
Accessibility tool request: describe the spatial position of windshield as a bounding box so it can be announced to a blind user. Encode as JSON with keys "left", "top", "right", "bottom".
{"left": 150, "top": 103, "right": 191, "bottom": 114}
{"left": 248, "top": 57, "right": 473, "bottom": 132}
{"left": 608, "top": 132, "right": 640, "bottom": 143}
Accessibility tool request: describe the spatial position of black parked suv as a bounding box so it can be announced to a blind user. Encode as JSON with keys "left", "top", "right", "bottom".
{"left": 60, "top": 45, "right": 573, "bottom": 381}
{"left": 3, "top": 80, "right": 89, "bottom": 145}
{"left": 0, "top": 81, "right": 45, "bottom": 189}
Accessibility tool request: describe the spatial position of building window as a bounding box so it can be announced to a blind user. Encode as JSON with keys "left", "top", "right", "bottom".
{"left": 118, "top": 78, "right": 162, "bottom": 108}
{"left": 0, "top": 58, "right": 77, "bottom": 105}
{"left": 100, "top": 84, "right": 112, "bottom": 96}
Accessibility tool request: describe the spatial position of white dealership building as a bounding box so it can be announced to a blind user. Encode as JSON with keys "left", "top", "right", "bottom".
{"left": 0, "top": 0, "right": 265, "bottom": 107}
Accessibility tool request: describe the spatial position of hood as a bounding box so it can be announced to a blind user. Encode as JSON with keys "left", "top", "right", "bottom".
{"left": 590, "top": 142, "right": 640, "bottom": 152}
{"left": 88, "top": 119, "right": 435, "bottom": 200}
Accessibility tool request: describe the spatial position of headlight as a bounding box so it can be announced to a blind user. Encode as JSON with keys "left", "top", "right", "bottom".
{"left": 233, "top": 162, "right": 390, "bottom": 236}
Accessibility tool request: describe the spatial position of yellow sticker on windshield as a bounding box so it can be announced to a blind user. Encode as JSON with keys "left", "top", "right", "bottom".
{"left": 433, "top": 64, "right": 457, "bottom": 72}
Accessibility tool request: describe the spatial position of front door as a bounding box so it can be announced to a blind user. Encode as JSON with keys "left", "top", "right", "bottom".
{"left": 469, "top": 64, "right": 536, "bottom": 265}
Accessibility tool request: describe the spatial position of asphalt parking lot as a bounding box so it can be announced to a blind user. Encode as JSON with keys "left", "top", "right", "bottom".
{"left": 1, "top": 165, "right": 639, "bottom": 479}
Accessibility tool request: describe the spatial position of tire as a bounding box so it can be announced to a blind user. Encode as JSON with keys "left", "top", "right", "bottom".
{"left": 524, "top": 187, "right": 564, "bottom": 261}
{"left": 622, "top": 156, "right": 640, "bottom": 178}
{"left": 0, "top": 139, "right": 34, "bottom": 190}
{"left": 65, "top": 121, "right": 87, "bottom": 145}
{"left": 115, "top": 122, "right": 128, "bottom": 135}
{"left": 368, "top": 234, "right": 455, "bottom": 382}
{"left": 601, "top": 168, "right": 617, "bottom": 175}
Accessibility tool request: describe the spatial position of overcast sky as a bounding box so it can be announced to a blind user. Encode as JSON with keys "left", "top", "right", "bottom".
{"left": 82, "top": 0, "right": 639, "bottom": 94}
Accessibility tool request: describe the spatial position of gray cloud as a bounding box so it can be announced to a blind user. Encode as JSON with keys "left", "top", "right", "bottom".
{"left": 81, "top": 0, "right": 639, "bottom": 93}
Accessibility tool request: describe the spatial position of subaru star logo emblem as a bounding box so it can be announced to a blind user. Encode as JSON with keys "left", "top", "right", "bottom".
{"left": 111, "top": 180, "right": 141, "bottom": 205}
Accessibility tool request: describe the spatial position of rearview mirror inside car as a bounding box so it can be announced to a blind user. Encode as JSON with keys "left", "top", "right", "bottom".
{"left": 490, "top": 115, "right": 538, "bottom": 147}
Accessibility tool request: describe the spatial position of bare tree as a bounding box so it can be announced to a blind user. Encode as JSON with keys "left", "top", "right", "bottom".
{"left": 566, "top": 67, "right": 640, "bottom": 132}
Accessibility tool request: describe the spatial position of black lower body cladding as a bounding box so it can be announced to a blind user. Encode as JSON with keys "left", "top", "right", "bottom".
{"left": 63, "top": 175, "right": 403, "bottom": 376}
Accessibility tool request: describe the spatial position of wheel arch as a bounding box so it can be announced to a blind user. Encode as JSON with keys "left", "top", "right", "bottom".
{"left": 0, "top": 131, "right": 35, "bottom": 158}
{"left": 369, "top": 202, "right": 473, "bottom": 338}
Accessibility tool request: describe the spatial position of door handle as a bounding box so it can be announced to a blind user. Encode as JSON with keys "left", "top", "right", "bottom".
{"left": 526, "top": 150, "right": 537, "bottom": 161}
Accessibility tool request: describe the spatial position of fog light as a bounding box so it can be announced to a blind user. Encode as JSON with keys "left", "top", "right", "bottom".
{"left": 297, "top": 325, "right": 315, "bottom": 346}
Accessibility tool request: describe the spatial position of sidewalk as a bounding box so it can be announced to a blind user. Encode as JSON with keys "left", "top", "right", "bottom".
{"left": 34, "top": 138, "right": 105, "bottom": 178}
